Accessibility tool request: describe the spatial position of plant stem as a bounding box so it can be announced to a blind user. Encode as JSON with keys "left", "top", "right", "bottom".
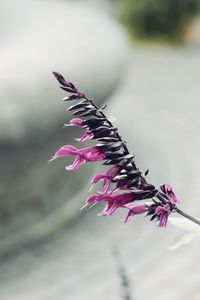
{"left": 157, "top": 192, "right": 200, "bottom": 226}
{"left": 176, "top": 208, "right": 200, "bottom": 226}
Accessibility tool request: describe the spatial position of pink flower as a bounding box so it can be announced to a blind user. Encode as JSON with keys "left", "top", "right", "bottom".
{"left": 155, "top": 204, "right": 171, "bottom": 227}
{"left": 76, "top": 132, "right": 92, "bottom": 143}
{"left": 51, "top": 145, "right": 105, "bottom": 171}
{"left": 87, "top": 191, "right": 135, "bottom": 216}
{"left": 91, "top": 165, "right": 121, "bottom": 193}
{"left": 64, "top": 118, "right": 83, "bottom": 127}
{"left": 64, "top": 118, "right": 92, "bottom": 143}
{"left": 160, "top": 183, "right": 179, "bottom": 205}
{"left": 98, "top": 201, "right": 119, "bottom": 216}
{"left": 123, "top": 203, "right": 149, "bottom": 223}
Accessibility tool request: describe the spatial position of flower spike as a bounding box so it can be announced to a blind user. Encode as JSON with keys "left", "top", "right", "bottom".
{"left": 51, "top": 72, "right": 200, "bottom": 229}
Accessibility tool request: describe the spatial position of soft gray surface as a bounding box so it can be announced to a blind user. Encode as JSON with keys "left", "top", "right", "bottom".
{"left": 0, "top": 46, "right": 200, "bottom": 299}
{"left": 0, "top": 0, "right": 129, "bottom": 235}
{"left": 0, "top": 0, "right": 128, "bottom": 141}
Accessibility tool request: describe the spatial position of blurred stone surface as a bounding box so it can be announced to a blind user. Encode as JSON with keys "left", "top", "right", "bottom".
{"left": 0, "top": 0, "right": 129, "bottom": 233}
{"left": 0, "top": 0, "right": 129, "bottom": 141}
{"left": 0, "top": 45, "right": 200, "bottom": 299}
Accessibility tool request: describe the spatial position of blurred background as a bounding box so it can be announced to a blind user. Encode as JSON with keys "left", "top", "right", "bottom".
{"left": 1, "top": 0, "right": 200, "bottom": 299}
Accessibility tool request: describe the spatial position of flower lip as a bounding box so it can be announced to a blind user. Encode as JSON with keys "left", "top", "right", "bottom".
{"left": 87, "top": 191, "right": 135, "bottom": 216}
{"left": 91, "top": 165, "right": 121, "bottom": 193}
{"left": 64, "top": 118, "right": 82, "bottom": 128}
{"left": 51, "top": 145, "right": 105, "bottom": 171}
{"left": 123, "top": 203, "right": 149, "bottom": 223}
{"left": 155, "top": 203, "right": 171, "bottom": 227}
{"left": 75, "top": 132, "right": 92, "bottom": 143}
{"left": 160, "top": 183, "right": 179, "bottom": 205}
{"left": 64, "top": 118, "right": 93, "bottom": 142}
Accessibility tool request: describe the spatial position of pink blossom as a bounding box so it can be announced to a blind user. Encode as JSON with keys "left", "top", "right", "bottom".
{"left": 87, "top": 191, "right": 135, "bottom": 216}
{"left": 155, "top": 204, "right": 171, "bottom": 227}
{"left": 64, "top": 118, "right": 92, "bottom": 143}
{"left": 75, "top": 132, "right": 92, "bottom": 143}
{"left": 51, "top": 145, "right": 105, "bottom": 171}
{"left": 123, "top": 204, "right": 149, "bottom": 223}
{"left": 160, "top": 183, "right": 179, "bottom": 204}
{"left": 91, "top": 165, "right": 121, "bottom": 193}
{"left": 98, "top": 201, "right": 119, "bottom": 216}
{"left": 64, "top": 118, "right": 83, "bottom": 127}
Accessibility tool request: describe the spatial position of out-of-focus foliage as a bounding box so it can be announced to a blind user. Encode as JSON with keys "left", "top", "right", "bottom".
{"left": 119, "top": 0, "right": 200, "bottom": 42}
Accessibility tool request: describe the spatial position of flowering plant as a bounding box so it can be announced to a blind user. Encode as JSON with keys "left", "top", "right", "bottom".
{"left": 51, "top": 72, "right": 200, "bottom": 228}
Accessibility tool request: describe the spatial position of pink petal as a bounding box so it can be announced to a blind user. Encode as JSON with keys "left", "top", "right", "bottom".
{"left": 91, "top": 174, "right": 111, "bottom": 194}
{"left": 98, "top": 193, "right": 135, "bottom": 217}
{"left": 98, "top": 202, "right": 115, "bottom": 216}
{"left": 155, "top": 206, "right": 163, "bottom": 215}
{"left": 105, "top": 203, "right": 118, "bottom": 216}
{"left": 78, "top": 147, "right": 104, "bottom": 161}
{"left": 128, "top": 204, "right": 148, "bottom": 214}
{"left": 155, "top": 204, "right": 170, "bottom": 215}
{"left": 65, "top": 156, "right": 86, "bottom": 171}
{"left": 158, "top": 214, "right": 168, "bottom": 227}
{"left": 160, "top": 183, "right": 179, "bottom": 204}
{"left": 114, "top": 192, "right": 135, "bottom": 204}
{"left": 87, "top": 194, "right": 99, "bottom": 204}
{"left": 86, "top": 193, "right": 114, "bottom": 204}
{"left": 155, "top": 204, "right": 171, "bottom": 227}
{"left": 91, "top": 166, "right": 120, "bottom": 194}
{"left": 123, "top": 204, "right": 148, "bottom": 223}
{"left": 91, "top": 173, "right": 107, "bottom": 184}
{"left": 123, "top": 210, "right": 133, "bottom": 223}
{"left": 52, "top": 145, "right": 78, "bottom": 160}
{"left": 75, "top": 132, "right": 92, "bottom": 143}
{"left": 106, "top": 165, "right": 121, "bottom": 178}
{"left": 101, "top": 180, "right": 112, "bottom": 194}
{"left": 70, "top": 118, "right": 83, "bottom": 127}
{"left": 96, "top": 194, "right": 115, "bottom": 202}
{"left": 63, "top": 118, "right": 83, "bottom": 128}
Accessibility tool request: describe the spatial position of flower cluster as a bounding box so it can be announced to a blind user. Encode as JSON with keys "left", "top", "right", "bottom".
{"left": 51, "top": 72, "right": 179, "bottom": 227}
